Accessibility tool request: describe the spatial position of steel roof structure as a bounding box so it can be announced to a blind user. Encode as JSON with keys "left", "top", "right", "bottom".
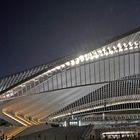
{"left": 0, "top": 27, "right": 140, "bottom": 139}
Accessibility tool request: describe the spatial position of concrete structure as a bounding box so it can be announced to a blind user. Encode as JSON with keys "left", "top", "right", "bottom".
{"left": 0, "top": 27, "right": 140, "bottom": 139}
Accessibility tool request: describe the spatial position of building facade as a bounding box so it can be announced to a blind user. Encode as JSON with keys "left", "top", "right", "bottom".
{"left": 0, "top": 28, "right": 140, "bottom": 138}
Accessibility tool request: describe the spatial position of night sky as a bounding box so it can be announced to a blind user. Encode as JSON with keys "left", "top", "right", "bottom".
{"left": 0, "top": 0, "right": 140, "bottom": 77}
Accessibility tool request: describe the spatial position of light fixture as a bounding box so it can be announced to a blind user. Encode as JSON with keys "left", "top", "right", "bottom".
{"left": 102, "top": 48, "right": 107, "bottom": 53}
{"left": 79, "top": 55, "right": 84, "bottom": 62}
{"left": 134, "top": 41, "right": 138, "bottom": 46}
{"left": 128, "top": 42, "right": 133, "bottom": 50}
{"left": 104, "top": 52, "right": 109, "bottom": 56}
{"left": 21, "top": 84, "right": 26, "bottom": 87}
{"left": 75, "top": 58, "right": 80, "bottom": 64}
{"left": 92, "top": 51, "right": 99, "bottom": 58}
{"left": 89, "top": 53, "right": 94, "bottom": 60}
{"left": 107, "top": 47, "right": 114, "bottom": 55}
{"left": 92, "top": 50, "right": 97, "bottom": 55}
{"left": 84, "top": 54, "right": 90, "bottom": 61}
{"left": 97, "top": 49, "right": 104, "bottom": 56}
{"left": 71, "top": 60, "right": 75, "bottom": 66}
{"left": 109, "top": 50, "right": 114, "bottom": 55}
{"left": 123, "top": 43, "right": 128, "bottom": 50}
{"left": 6, "top": 94, "right": 10, "bottom": 97}
{"left": 117, "top": 43, "right": 121, "bottom": 47}
{"left": 56, "top": 66, "right": 61, "bottom": 70}
{"left": 51, "top": 68, "right": 56, "bottom": 72}
{"left": 117, "top": 43, "right": 123, "bottom": 52}
{"left": 3, "top": 110, "right": 28, "bottom": 126}
{"left": 95, "top": 54, "right": 99, "bottom": 58}
{"left": 65, "top": 62, "right": 70, "bottom": 66}
{"left": 61, "top": 64, "right": 65, "bottom": 68}
{"left": 128, "top": 41, "right": 133, "bottom": 47}
{"left": 97, "top": 49, "right": 102, "bottom": 54}
{"left": 134, "top": 41, "right": 138, "bottom": 48}
{"left": 15, "top": 112, "right": 32, "bottom": 125}
{"left": 113, "top": 45, "right": 118, "bottom": 53}
{"left": 47, "top": 70, "right": 52, "bottom": 73}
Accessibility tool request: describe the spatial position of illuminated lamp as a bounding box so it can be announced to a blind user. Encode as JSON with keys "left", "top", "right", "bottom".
{"left": 56, "top": 66, "right": 61, "bottom": 70}
{"left": 75, "top": 58, "right": 80, "bottom": 64}
{"left": 65, "top": 62, "right": 70, "bottom": 66}
{"left": 61, "top": 64, "right": 65, "bottom": 68}
{"left": 71, "top": 60, "right": 75, "bottom": 66}
{"left": 79, "top": 55, "right": 84, "bottom": 62}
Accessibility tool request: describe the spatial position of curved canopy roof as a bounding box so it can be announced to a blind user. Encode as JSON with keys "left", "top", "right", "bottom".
{"left": 0, "top": 27, "right": 140, "bottom": 94}
{"left": 1, "top": 27, "right": 140, "bottom": 138}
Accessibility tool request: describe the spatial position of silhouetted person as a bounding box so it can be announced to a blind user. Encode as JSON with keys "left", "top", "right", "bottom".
{"left": 2, "top": 134, "right": 4, "bottom": 140}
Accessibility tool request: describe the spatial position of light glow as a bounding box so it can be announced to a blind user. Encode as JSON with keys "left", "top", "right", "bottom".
{"left": 51, "top": 68, "right": 56, "bottom": 71}
{"left": 47, "top": 70, "right": 51, "bottom": 73}
{"left": 71, "top": 60, "right": 75, "bottom": 66}
{"left": 102, "top": 131, "right": 137, "bottom": 135}
{"left": 56, "top": 66, "right": 61, "bottom": 70}
{"left": 15, "top": 113, "right": 32, "bottom": 125}
{"left": 2, "top": 110, "right": 28, "bottom": 126}
{"left": 79, "top": 55, "right": 84, "bottom": 62}
{"left": 97, "top": 49, "right": 104, "bottom": 56}
{"left": 65, "top": 62, "right": 70, "bottom": 66}
{"left": 75, "top": 58, "right": 80, "bottom": 64}
{"left": 84, "top": 54, "right": 90, "bottom": 61}
{"left": 61, "top": 64, "right": 65, "bottom": 68}
{"left": 128, "top": 41, "right": 133, "bottom": 47}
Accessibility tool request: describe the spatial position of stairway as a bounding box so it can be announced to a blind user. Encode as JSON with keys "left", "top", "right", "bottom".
{"left": 81, "top": 124, "right": 93, "bottom": 139}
